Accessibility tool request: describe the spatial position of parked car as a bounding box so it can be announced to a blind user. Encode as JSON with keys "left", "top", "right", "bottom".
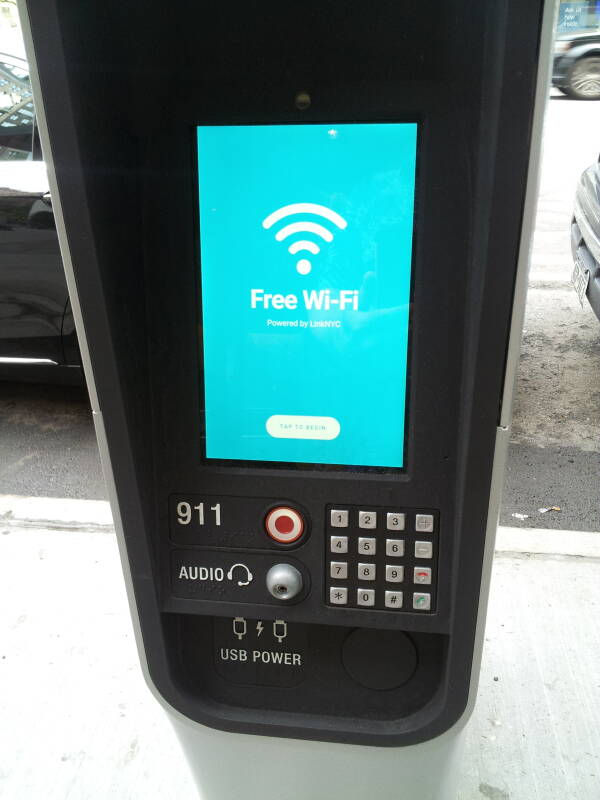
{"left": 571, "top": 154, "right": 600, "bottom": 321}
{"left": 553, "top": 31, "right": 600, "bottom": 100}
{"left": 0, "top": 53, "right": 81, "bottom": 384}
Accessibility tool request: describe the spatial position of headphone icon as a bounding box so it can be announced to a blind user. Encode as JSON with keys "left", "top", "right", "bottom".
{"left": 226, "top": 563, "right": 253, "bottom": 587}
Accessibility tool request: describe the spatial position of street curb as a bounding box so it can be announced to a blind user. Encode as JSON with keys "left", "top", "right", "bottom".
{"left": 0, "top": 494, "right": 113, "bottom": 533}
{"left": 1, "top": 495, "right": 599, "bottom": 557}
{"left": 495, "top": 526, "right": 600, "bottom": 559}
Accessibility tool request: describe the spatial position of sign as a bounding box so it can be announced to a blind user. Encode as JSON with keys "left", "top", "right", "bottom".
{"left": 558, "top": 3, "right": 592, "bottom": 31}
{"left": 214, "top": 617, "right": 307, "bottom": 687}
{"left": 196, "top": 122, "right": 418, "bottom": 469}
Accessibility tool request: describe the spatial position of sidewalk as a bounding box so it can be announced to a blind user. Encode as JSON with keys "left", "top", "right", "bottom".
{"left": 1, "top": 496, "right": 599, "bottom": 800}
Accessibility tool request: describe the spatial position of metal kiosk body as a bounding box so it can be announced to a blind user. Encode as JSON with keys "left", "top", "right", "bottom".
{"left": 21, "top": 2, "right": 555, "bottom": 798}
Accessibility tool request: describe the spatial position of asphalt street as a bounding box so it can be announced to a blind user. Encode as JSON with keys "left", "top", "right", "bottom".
{"left": 0, "top": 380, "right": 105, "bottom": 499}
{"left": 0, "top": 91, "right": 598, "bottom": 530}
{"left": 501, "top": 91, "right": 600, "bottom": 531}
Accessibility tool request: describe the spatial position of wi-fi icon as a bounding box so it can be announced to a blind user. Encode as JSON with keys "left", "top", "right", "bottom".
{"left": 262, "top": 202, "right": 348, "bottom": 275}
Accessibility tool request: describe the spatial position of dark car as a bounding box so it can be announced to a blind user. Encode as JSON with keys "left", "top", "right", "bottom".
{"left": 571, "top": 155, "right": 600, "bottom": 321}
{"left": 0, "top": 53, "right": 81, "bottom": 384}
{"left": 553, "top": 31, "right": 600, "bottom": 99}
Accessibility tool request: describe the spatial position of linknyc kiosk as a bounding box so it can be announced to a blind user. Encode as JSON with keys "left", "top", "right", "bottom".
{"left": 21, "top": 1, "right": 555, "bottom": 797}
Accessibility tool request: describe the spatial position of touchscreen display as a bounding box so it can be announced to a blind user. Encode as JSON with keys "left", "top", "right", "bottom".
{"left": 196, "top": 122, "right": 417, "bottom": 469}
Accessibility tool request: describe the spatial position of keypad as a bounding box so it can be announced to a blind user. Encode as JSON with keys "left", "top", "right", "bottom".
{"left": 325, "top": 505, "right": 438, "bottom": 613}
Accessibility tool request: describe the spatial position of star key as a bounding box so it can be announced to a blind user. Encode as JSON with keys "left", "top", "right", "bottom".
{"left": 329, "top": 586, "right": 348, "bottom": 605}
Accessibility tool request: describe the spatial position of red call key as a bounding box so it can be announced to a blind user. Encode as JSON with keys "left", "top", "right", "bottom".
{"left": 265, "top": 506, "right": 305, "bottom": 544}
{"left": 414, "top": 567, "right": 432, "bottom": 585}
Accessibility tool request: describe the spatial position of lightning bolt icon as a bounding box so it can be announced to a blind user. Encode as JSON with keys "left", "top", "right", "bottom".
{"left": 256, "top": 621, "right": 264, "bottom": 637}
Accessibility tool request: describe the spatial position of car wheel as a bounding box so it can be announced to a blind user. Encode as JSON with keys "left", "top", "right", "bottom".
{"left": 565, "top": 56, "right": 600, "bottom": 100}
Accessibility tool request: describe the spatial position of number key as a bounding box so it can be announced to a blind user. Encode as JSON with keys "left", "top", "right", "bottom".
{"left": 385, "top": 565, "right": 404, "bottom": 583}
{"left": 386, "top": 539, "right": 405, "bottom": 557}
{"left": 387, "top": 512, "right": 405, "bottom": 530}
{"left": 330, "top": 509, "right": 348, "bottom": 528}
{"left": 357, "top": 589, "right": 375, "bottom": 607}
{"left": 358, "top": 511, "right": 377, "bottom": 529}
{"left": 330, "top": 536, "right": 348, "bottom": 554}
{"left": 358, "top": 563, "right": 376, "bottom": 581}
{"left": 358, "top": 537, "right": 376, "bottom": 555}
{"left": 330, "top": 561, "right": 348, "bottom": 579}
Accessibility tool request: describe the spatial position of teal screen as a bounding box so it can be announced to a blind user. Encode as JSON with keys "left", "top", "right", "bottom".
{"left": 196, "top": 123, "right": 417, "bottom": 469}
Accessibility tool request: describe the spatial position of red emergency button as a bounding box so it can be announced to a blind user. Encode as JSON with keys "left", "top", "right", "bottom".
{"left": 265, "top": 506, "right": 305, "bottom": 544}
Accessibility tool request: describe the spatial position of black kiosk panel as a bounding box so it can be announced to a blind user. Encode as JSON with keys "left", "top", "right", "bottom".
{"left": 25, "top": 0, "right": 546, "bottom": 746}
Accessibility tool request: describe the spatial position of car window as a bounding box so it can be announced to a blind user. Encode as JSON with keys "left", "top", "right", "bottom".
{"left": 0, "top": 57, "right": 37, "bottom": 161}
